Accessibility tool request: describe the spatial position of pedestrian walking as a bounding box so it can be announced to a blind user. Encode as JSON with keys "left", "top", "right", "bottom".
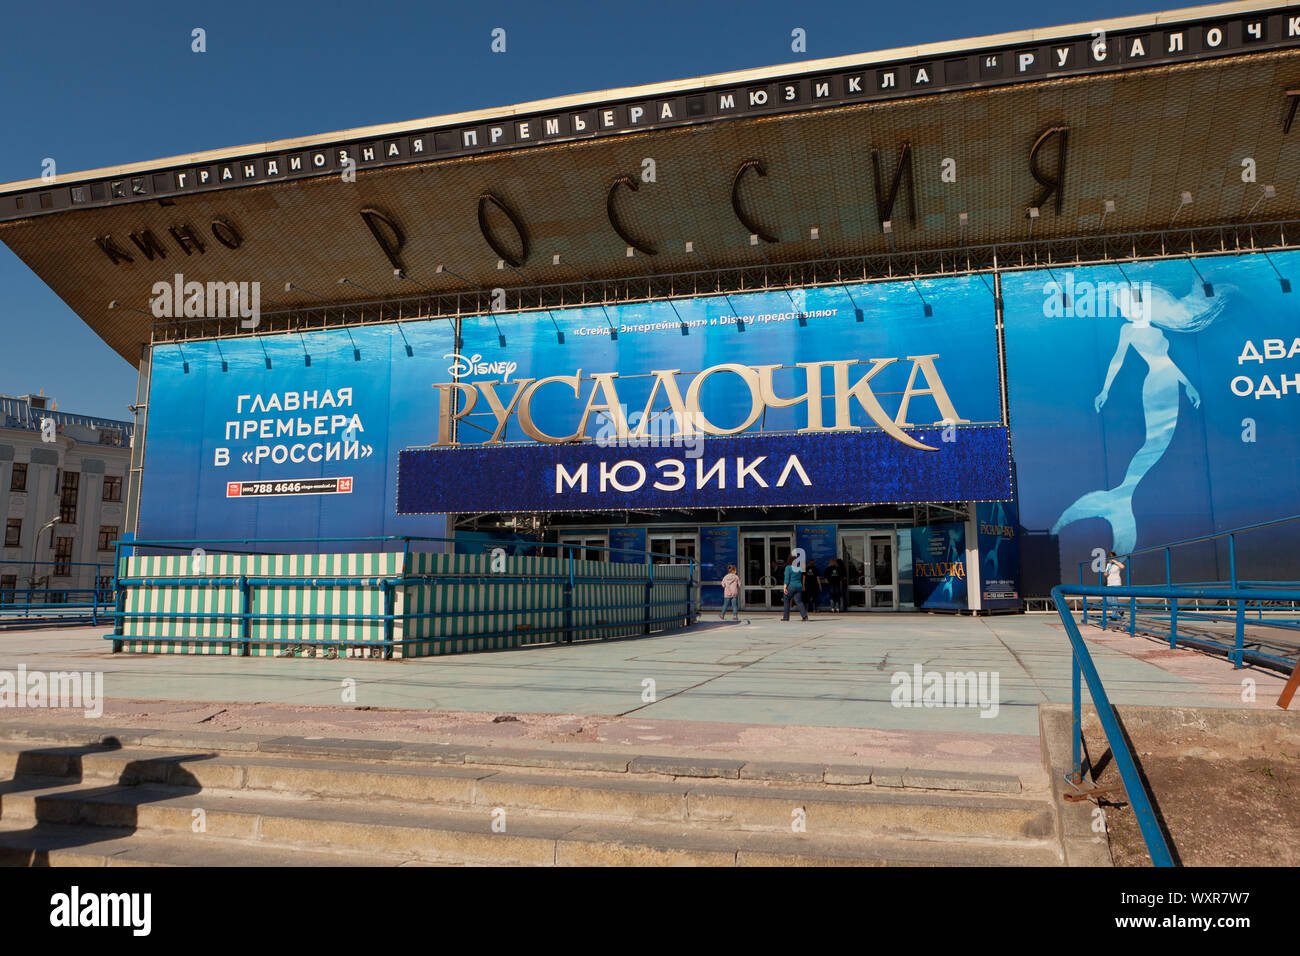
{"left": 720, "top": 564, "right": 741, "bottom": 621}
{"left": 781, "top": 555, "right": 808, "bottom": 621}
{"left": 824, "top": 558, "right": 845, "bottom": 612}
{"left": 804, "top": 561, "right": 821, "bottom": 614}
{"left": 1104, "top": 551, "right": 1126, "bottom": 621}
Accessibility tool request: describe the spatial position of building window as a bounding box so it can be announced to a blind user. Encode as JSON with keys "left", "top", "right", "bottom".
{"left": 102, "top": 475, "right": 122, "bottom": 502}
{"left": 9, "top": 462, "right": 27, "bottom": 492}
{"left": 0, "top": 574, "right": 15, "bottom": 605}
{"left": 98, "top": 525, "right": 118, "bottom": 551}
{"left": 4, "top": 519, "right": 20, "bottom": 549}
{"left": 96, "top": 574, "right": 113, "bottom": 603}
{"left": 59, "top": 471, "right": 79, "bottom": 525}
{"left": 53, "top": 536, "right": 74, "bottom": 577}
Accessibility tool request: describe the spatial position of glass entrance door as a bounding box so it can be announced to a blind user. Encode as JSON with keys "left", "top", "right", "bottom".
{"left": 648, "top": 534, "right": 697, "bottom": 567}
{"left": 842, "top": 534, "right": 868, "bottom": 609}
{"left": 869, "top": 533, "right": 897, "bottom": 609}
{"left": 741, "top": 533, "right": 792, "bottom": 608}
{"left": 559, "top": 535, "right": 607, "bottom": 562}
{"left": 841, "top": 532, "right": 898, "bottom": 610}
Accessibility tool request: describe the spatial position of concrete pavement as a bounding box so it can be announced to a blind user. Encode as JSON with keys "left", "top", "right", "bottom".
{"left": 0, "top": 612, "right": 1283, "bottom": 742}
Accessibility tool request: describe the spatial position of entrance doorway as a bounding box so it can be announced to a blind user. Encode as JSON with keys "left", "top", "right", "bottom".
{"left": 558, "top": 534, "right": 607, "bottom": 562}
{"left": 648, "top": 534, "right": 697, "bottom": 567}
{"left": 741, "top": 533, "right": 792, "bottom": 608}
{"left": 840, "top": 532, "right": 898, "bottom": 610}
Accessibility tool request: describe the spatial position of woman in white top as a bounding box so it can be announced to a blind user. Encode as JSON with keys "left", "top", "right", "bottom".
{"left": 1105, "top": 552, "right": 1125, "bottom": 587}
{"left": 1104, "top": 551, "right": 1126, "bottom": 621}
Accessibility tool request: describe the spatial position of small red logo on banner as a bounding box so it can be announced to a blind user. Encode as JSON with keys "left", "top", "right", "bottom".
{"left": 338, "top": 477, "right": 353, "bottom": 493}
{"left": 226, "top": 482, "right": 241, "bottom": 497}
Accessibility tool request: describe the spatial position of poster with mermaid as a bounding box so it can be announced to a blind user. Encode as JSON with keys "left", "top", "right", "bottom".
{"left": 1002, "top": 251, "right": 1300, "bottom": 587}
{"left": 1050, "top": 279, "right": 1230, "bottom": 555}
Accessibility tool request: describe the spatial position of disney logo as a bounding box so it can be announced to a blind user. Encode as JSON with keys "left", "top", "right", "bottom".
{"left": 444, "top": 352, "right": 519, "bottom": 382}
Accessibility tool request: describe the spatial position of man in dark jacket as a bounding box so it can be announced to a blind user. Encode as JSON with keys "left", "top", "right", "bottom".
{"left": 804, "top": 561, "right": 822, "bottom": 614}
{"left": 824, "top": 558, "right": 845, "bottom": 612}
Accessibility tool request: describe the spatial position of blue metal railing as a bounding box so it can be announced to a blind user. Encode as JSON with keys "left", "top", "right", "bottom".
{"left": 1055, "top": 515, "right": 1300, "bottom": 865}
{"left": 1076, "top": 514, "right": 1300, "bottom": 674}
{"left": 0, "top": 588, "right": 113, "bottom": 624}
{"left": 0, "top": 560, "right": 116, "bottom": 625}
{"left": 106, "top": 534, "right": 699, "bottom": 657}
{"left": 1076, "top": 513, "right": 1300, "bottom": 589}
{"left": 1052, "top": 584, "right": 1175, "bottom": 867}
{"left": 1055, "top": 579, "right": 1300, "bottom": 866}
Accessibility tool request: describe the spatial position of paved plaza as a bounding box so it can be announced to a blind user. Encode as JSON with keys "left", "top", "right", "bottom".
{"left": 0, "top": 612, "right": 1283, "bottom": 740}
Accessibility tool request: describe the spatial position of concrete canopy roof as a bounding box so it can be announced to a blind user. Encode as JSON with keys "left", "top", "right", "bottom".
{"left": 2, "top": 0, "right": 1298, "bottom": 365}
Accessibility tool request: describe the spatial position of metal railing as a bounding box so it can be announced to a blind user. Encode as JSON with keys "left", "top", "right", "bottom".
{"left": 1076, "top": 514, "right": 1300, "bottom": 674}
{"left": 1052, "top": 584, "right": 1175, "bottom": 868}
{"left": 106, "top": 534, "right": 698, "bottom": 658}
{"left": 0, "top": 560, "right": 115, "bottom": 625}
{"left": 1055, "top": 515, "right": 1300, "bottom": 865}
{"left": 1055, "top": 575, "right": 1300, "bottom": 866}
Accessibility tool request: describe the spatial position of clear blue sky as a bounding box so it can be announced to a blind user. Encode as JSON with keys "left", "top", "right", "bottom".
{"left": 0, "top": 0, "right": 1184, "bottom": 420}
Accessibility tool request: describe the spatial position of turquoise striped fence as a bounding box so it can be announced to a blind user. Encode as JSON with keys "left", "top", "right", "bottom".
{"left": 110, "top": 545, "right": 695, "bottom": 659}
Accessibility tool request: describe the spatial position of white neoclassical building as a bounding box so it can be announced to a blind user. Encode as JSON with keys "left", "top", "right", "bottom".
{"left": 0, "top": 393, "right": 133, "bottom": 607}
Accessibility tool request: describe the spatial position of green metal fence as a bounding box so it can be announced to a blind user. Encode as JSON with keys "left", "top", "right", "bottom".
{"left": 108, "top": 537, "right": 696, "bottom": 659}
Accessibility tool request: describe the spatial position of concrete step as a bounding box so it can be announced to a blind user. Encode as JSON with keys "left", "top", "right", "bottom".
{"left": 0, "top": 728, "right": 1062, "bottom": 866}
{"left": 0, "top": 743, "right": 1053, "bottom": 842}
{"left": 0, "top": 780, "right": 1060, "bottom": 867}
{"left": 0, "top": 726, "right": 1034, "bottom": 793}
{"left": 0, "top": 820, "right": 431, "bottom": 867}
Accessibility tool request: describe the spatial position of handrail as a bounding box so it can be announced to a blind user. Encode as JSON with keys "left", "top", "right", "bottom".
{"left": 1083, "top": 581, "right": 1300, "bottom": 674}
{"left": 1077, "top": 513, "right": 1300, "bottom": 590}
{"left": 1, "top": 557, "right": 123, "bottom": 626}
{"left": 1052, "top": 585, "right": 1175, "bottom": 867}
{"left": 0, "top": 587, "right": 113, "bottom": 625}
{"left": 1110, "top": 513, "right": 1300, "bottom": 562}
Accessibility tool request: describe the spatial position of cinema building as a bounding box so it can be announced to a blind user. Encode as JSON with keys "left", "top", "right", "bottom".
{"left": 2, "top": 0, "right": 1298, "bottom": 616}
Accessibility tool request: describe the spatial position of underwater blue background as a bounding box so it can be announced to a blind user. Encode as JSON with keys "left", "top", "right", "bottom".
{"left": 1003, "top": 251, "right": 1300, "bottom": 585}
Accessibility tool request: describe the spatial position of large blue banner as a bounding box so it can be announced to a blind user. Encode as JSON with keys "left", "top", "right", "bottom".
{"left": 139, "top": 275, "right": 1008, "bottom": 543}
{"left": 139, "top": 323, "right": 453, "bottom": 544}
{"left": 399, "top": 277, "right": 1008, "bottom": 513}
{"left": 1003, "top": 251, "right": 1300, "bottom": 587}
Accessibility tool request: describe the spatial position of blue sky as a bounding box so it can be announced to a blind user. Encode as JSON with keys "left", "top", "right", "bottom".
{"left": 0, "top": 0, "right": 1184, "bottom": 420}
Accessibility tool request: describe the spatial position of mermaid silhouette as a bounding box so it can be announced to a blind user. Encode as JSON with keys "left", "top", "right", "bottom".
{"left": 1051, "top": 279, "right": 1229, "bottom": 554}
